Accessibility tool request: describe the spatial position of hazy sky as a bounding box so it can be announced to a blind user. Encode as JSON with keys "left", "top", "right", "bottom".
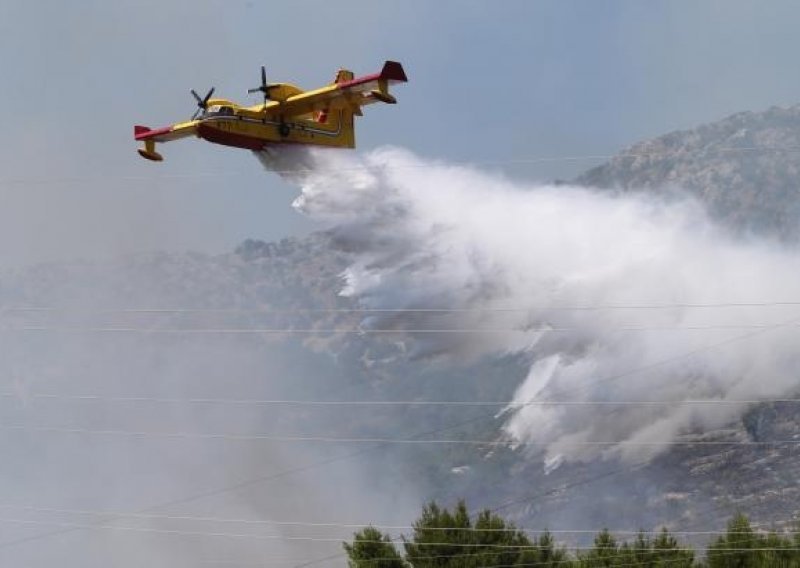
{"left": 2, "top": 0, "right": 800, "bottom": 266}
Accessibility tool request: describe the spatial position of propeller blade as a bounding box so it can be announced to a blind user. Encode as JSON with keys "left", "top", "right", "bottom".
{"left": 248, "top": 67, "right": 277, "bottom": 101}
{"left": 190, "top": 86, "right": 215, "bottom": 120}
{"left": 202, "top": 87, "right": 215, "bottom": 105}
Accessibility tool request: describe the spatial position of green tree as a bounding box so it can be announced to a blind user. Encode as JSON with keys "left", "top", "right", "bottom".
{"left": 402, "top": 500, "right": 567, "bottom": 567}
{"left": 706, "top": 513, "right": 761, "bottom": 568}
{"left": 580, "top": 529, "right": 620, "bottom": 567}
{"left": 651, "top": 527, "right": 695, "bottom": 567}
{"left": 760, "top": 531, "right": 798, "bottom": 567}
{"left": 343, "top": 526, "right": 406, "bottom": 568}
{"left": 706, "top": 513, "right": 800, "bottom": 568}
{"left": 342, "top": 500, "right": 791, "bottom": 568}
{"left": 517, "top": 531, "right": 574, "bottom": 567}
{"left": 579, "top": 528, "right": 693, "bottom": 567}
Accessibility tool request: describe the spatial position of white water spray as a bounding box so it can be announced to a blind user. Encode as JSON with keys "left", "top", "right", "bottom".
{"left": 260, "top": 146, "right": 800, "bottom": 468}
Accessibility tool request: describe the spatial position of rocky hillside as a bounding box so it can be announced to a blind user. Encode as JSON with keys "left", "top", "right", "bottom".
{"left": 578, "top": 105, "right": 800, "bottom": 240}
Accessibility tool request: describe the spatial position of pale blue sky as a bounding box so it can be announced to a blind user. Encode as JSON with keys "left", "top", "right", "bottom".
{"left": 2, "top": 0, "right": 800, "bottom": 265}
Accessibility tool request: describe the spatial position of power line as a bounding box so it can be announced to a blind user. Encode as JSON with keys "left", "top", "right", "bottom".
{"left": 5, "top": 313, "right": 792, "bottom": 561}
{"left": 2, "top": 321, "right": 799, "bottom": 334}
{"left": 0, "top": 410, "right": 496, "bottom": 551}
{"left": 254, "top": 318, "right": 800, "bottom": 568}
{"left": 4, "top": 300, "right": 800, "bottom": 313}
{"left": 2, "top": 515, "right": 796, "bottom": 553}
{"left": 1, "top": 424, "right": 796, "bottom": 447}
{"left": 263, "top": 315, "right": 800, "bottom": 567}
{"left": 2, "top": 391, "right": 798, "bottom": 408}
{"left": 0, "top": 503, "right": 787, "bottom": 537}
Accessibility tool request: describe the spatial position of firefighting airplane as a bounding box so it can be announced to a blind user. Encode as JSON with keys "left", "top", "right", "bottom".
{"left": 134, "top": 61, "right": 407, "bottom": 161}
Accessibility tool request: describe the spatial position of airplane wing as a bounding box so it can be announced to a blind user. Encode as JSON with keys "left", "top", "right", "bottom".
{"left": 134, "top": 121, "right": 198, "bottom": 143}
{"left": 134, "top": 121, "right": 198, "bottom": 161}
{"left": 267, "top": 61, "right": 408, "bottom": 118}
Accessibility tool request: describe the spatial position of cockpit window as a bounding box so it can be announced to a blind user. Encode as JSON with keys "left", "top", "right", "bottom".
{"left": 204, "top": 105, "right": 234, "bottom": 117}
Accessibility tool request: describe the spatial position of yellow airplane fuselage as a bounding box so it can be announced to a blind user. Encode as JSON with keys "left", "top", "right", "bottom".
{"left": 191, "top": 95, "right": 355, "bottom": 151}
{"left": 134, "top": 61, "right": 407, "bottom": 162}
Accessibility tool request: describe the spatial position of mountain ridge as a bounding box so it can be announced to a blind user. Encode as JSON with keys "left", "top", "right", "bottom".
{"left": 577, "top": 104, "right": 800, "bottom": 240}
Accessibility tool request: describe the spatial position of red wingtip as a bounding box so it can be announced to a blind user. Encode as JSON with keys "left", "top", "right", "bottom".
{"left": 133, "top": 124, "right": 153, "bottom": 140}
{"left": 380, "top": 61, "right": 407, "bottom": 83}
{"left": 135, "top": 124, "right": 174, "bottom": 141}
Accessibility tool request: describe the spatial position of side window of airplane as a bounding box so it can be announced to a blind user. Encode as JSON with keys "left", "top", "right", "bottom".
{"left": 220, "top": 106, "right": 233, "bottom": 116}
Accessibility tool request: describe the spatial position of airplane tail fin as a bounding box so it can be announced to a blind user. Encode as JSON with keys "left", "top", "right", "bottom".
{"left": 316, "top": 68, "right": 356, "bottom": 123}
{"left": 333, "top": 69, "right": 355, "bottom": 84}
{"left": 377, "top": 61, "right": 407, "bottom": 83}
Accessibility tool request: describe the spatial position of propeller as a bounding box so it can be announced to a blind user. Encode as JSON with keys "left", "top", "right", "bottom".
{"left": 190, "top": 87, "right": 215, "bottom": 120}
{"left": 247, "top": 66, "right": 279, "bottom": 105}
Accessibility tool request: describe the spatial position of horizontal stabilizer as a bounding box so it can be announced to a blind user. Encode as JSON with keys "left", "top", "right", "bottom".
{"left": 370, "top": 89, "right": 397, "bottom": 104}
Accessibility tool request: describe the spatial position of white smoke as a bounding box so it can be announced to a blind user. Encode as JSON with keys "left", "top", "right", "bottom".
{"left": 261, "top": 145, "right": 800, "bottom": 468}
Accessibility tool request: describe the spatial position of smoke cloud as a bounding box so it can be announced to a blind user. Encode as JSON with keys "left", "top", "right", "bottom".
{"left": 262, "top": 145, "right": 800, "bottom": 469}
{"left": 0, "top": 230, "right": 418, "bottom": 567}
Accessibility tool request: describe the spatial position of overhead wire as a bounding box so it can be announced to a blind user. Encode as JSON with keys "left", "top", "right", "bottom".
{"left": 4, "top": 391, "right": 800, "bottom": 407}
{"left": 2, "top": 308, "right": 796, "bottom": 429}
{"left": 0, "top": 503, "right": 791, "bottom": 537}
{"left": 2, "top": 316, "right": 790, "bottom": 565}
{"left": 5, "top": 300, "right": 800, "bottom": 313}
{"left": 4, "top": 294, "right": 798, "bottom": 561}
{"left": 4, "top": 298, "right": 800, "bottom": 335}
{"left": 2, "top": 321, "right": 800, "bottom": 334}
{"left": 3, "top": 424, "right": 798, "bottom": 447}
{"left": 0, "top": 410, "right": 497, "bottom": 551}
{"left": 3, "top": 515, "right": 797, "bottom": 554}
{"left": 0, "top": 312, "right": 780, "bottom": 566}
